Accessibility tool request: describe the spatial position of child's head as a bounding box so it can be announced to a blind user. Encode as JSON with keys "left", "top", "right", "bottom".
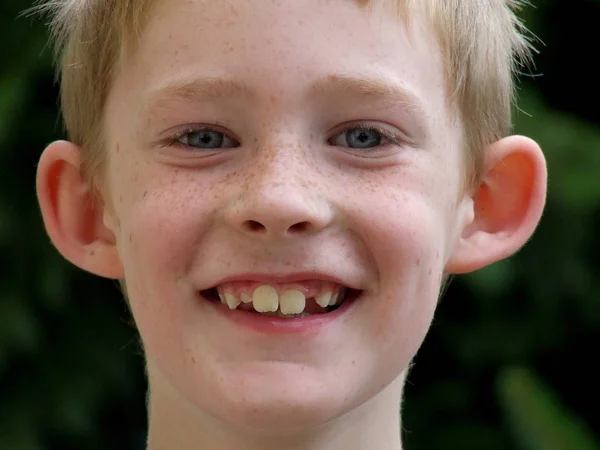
{"left": 36, "top": 0, "right": 547, "bottom": 448}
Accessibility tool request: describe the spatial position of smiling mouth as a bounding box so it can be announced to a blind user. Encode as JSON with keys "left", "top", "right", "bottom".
{"left": 200, "top": 281, "right": 361, "bottom": 319}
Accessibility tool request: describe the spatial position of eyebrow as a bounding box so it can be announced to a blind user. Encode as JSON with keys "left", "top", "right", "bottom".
{"left": 310, "top": 74, "right": 429, "bottom": 120}
{"left": 146, "top": 76, "right": 256, "bottom": 106}
{"left": 145, "top": 73, "right": 429, "bottom": 122}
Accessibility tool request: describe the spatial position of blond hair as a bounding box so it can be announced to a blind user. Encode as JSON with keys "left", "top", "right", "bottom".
{"left": 34, "top": 0, "right": 534, "bottom": 190}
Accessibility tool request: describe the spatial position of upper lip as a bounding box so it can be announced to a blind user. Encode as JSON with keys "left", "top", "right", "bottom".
{"left": 205, "top": 272, "right": 361, "bottom": 290}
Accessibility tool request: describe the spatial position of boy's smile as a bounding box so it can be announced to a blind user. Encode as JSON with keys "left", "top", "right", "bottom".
{"left": 100, "top": 0, "right": 467, "bottom": 433}
{"left": 210, "top": 279, "right": 351, "bottom": 315}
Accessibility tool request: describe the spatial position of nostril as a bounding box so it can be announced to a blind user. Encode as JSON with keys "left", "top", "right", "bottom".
{"left": 241, "top": 220, "right": 312, "bottom": 235}
{"left": 244, "top": 220, "right": 266, "bottom": 232}
{"left": 288, "top": 221, "right": 311, "bottom": 233}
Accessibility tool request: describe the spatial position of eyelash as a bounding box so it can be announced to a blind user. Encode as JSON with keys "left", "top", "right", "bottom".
{"left": 163, "top": 123, "right": 405, "bottom": 151}
{"left": 330, "top": 124, "right": 404, "bottom": 149}
{"left": 162, "top": 126, "right": 237, "bottom": 148}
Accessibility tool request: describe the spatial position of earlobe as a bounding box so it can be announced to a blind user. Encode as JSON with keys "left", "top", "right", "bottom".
{"left": 36, "top": 140, "right": 124, "bottom": 279}
{"left": 445, "top": 135, "right": 547, "bottom": 274}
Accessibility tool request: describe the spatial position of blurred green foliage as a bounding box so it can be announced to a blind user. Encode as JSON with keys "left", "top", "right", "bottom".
{"left": 1, "top": 1, "right": 599, "bottom": 449}
{"left": 497, "top": 366, "right": 599, "bottom": 450}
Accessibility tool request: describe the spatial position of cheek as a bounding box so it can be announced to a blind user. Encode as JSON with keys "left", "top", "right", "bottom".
{"left": 122, "top": 194, "right": 200, "bottom": 274}
{"left": 109, "top": 166, "right": 217, "bottom": 335}
{"left": 374, "top": 202, "right": 445, "bottom": 314}
{"left": 110, "top": 158, "right": 216, "bottom": 275}
{"left": 347, "top": 181, "right": 452, "bottom": 356}
{"left": 116, "top": 191, "right": 213, "bottom": 380}
{"left": 355, "top": 182, "right": 450, "bottom": 277}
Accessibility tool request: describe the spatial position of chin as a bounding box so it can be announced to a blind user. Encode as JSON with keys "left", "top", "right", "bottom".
{"left": 204, "top": 378, "right": 355, "bottom": 434}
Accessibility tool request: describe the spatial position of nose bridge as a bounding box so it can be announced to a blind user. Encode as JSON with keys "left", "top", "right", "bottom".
{"left": 250, "top": 142, "right": 309, "bottom": 193}
{"left": 227, "top": 140, "right": 331, "bottom": 238}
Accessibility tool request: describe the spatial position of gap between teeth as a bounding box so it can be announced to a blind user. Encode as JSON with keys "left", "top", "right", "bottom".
{"left": 218, "top": 285, "right": 343, "bottom": 315}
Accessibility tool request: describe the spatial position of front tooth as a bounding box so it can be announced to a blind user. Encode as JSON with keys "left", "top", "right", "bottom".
{"left": 225, "top": 293, "right": 241, "bottom": 309}
{"left": 315, "top": 292, "right": 332, "bottom": 308}
{"left": 252, "top": 285, "right": 279, "bottom": 312}
{"left": 218, "top": 291, "right": 226, "bottom": 304}
{"left": 240, "top": 292, "right": 252, "bottom": 304}
{"left": 280, "top": 290, "right": 306, "bottom": 315}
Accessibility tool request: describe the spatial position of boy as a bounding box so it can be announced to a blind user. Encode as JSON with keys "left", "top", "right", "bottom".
{"left": 34, "top": 0, "right": 547, "bottom": 449}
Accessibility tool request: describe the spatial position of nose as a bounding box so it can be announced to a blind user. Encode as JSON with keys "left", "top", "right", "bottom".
{"left": 225, "top": 154, "right": 333, "bottom": 240}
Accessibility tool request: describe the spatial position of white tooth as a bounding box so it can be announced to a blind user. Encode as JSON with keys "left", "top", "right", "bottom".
{"left": 315, "top": 292, "right": 332, "bottom": 308}
{"left": 279, "top": 290, "right": 306, "bottom": 315}
{"left": 240, "top": 292, "right": 253, "bottom": 304}
{"left": 225, "top": 293, "right": 241, "bottom": 309}
{"left": 332, "top": 287, "right": 347, "bottom": 306}
{"left": 218, "top": 290, "right": 226, "bottom": 304}
{"left": 329, "top": 292, "right": 339, "bottom": 306}
{"left": 252, "top": 285, "right": 279, "bottom": 313}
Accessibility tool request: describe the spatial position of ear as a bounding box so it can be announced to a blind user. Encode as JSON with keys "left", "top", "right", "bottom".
{"left": 445, "top": 135, "right": 547, "bottom": 274}
{"left": 36, "top": 140, "right": 124, "bottom": 279}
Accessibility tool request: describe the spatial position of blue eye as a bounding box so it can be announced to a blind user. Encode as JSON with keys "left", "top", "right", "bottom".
{"left": 331, "top": 126, "right": 392, "bottom": 149}
{"left": 177, "top": 129, "right": 238, "bottom": 149}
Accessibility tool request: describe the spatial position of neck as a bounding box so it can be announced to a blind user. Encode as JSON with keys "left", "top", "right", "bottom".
{"left": 146, "top": 373, "right": 406, "bottom": 450}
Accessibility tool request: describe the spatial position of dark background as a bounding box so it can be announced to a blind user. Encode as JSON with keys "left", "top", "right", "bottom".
{"left": 1, "top": 1, "right": 599, "bottom": 449}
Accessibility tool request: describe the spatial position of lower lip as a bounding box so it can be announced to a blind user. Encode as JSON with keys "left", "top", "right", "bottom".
{"left": 202, "top": 293, "right": 359, "bottom": 335}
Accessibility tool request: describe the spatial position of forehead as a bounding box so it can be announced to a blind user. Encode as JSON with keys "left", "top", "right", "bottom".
{"left": 109, "top": 0, "right": 451, "bottom": 138}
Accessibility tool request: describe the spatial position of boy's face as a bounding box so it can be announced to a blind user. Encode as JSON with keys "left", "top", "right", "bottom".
{"left": 103, "top": 0, "right": 469, "bottom": 431}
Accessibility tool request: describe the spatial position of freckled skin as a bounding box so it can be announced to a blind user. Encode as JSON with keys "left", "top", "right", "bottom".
{"left": 101, "top": 0, "right": 473, "bottom": 448}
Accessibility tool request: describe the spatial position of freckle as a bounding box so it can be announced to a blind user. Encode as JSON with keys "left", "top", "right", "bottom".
{"left": 143, "top": 190, "right": 148, "bottom": 198}
{"left": 129, "top": 233, "right": 133, "bottom": 243}
{"left": 416, "top": 258, "right": 421, "bottom": 266}
{"left": 428, "top": 268, "right": 432, "bottom": 275}
{"left": 119, "top": 195, "right": 123, "bottom": 203}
